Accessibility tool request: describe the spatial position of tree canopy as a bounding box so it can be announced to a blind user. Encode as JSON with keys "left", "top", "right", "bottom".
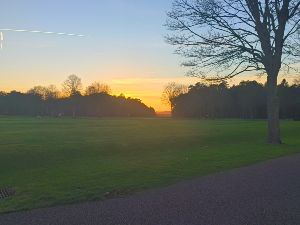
{"left": 166, "top": 0, "right": 300, "bottom": 80}
{"left": 171, "top": 80, "right": 300, "bottom": 120}
{"left": 166, "top": 0, "right": 300, "bottom": 143}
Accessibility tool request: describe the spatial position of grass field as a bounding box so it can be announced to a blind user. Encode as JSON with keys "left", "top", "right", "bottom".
{"left": 0, "top": 117, "right": 299, "bottom": 213}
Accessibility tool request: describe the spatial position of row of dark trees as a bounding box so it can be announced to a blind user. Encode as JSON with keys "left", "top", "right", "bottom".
{"left": 0, "top": 74, "right": 155, "bottom": 117}
{"left": 166, "top": 0, "right": 300, "bottom": 143}
{"left": 171, "top": 80, "right": 300, "bottom": 120}
{"left": 0, "top": 92, "right": 155, "bottom": 117}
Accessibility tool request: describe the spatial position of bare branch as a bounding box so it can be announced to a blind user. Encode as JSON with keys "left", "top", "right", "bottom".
{"left": 166, "top": 0, "right": 300, "bottom": 80}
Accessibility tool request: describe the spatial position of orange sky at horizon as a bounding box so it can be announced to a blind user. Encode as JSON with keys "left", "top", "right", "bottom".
{"left": 110, "top": 74, "right": 299, "bottom": 111}
{"left": 1, "top": 73, "right": 298, "bottom": 112}
{"left": 1, "top": 1, "right": 300, "bottom": 112}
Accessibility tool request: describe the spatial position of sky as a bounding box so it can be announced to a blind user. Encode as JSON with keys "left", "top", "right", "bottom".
{"left": 0, "top": 0, "right": 296, "bottom": 111}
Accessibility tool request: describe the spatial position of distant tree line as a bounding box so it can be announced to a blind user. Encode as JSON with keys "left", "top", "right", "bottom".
{"left": 170, "top": 80, "right": 300, "bottom": 120}
{"left": 0, "top": 75, "right": 155, "bottom": 117}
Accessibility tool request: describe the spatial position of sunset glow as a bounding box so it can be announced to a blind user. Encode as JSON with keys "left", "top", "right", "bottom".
{"left": 0, "top": 0, "right": 298, "bottom": 112}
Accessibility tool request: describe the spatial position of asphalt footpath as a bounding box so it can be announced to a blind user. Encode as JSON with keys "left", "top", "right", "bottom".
{"left": 1, "top": 154, "right": 300, "bottom": 225}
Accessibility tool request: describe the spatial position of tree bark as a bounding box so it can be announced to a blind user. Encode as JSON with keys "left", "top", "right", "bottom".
{"left": 266, "top": 75, "right": 282, "bottom": 144}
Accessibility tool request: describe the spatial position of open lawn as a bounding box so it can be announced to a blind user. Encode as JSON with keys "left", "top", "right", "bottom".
{"left": 0, "top": 117, "right": 299, "bottom": 213}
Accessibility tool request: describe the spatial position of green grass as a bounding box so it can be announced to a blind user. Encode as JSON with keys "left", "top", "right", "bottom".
{"left": 0, "top": 117, "right": 299, "bottom": 213}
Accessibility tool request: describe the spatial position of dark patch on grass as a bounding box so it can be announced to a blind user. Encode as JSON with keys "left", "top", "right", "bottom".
{"left": 0, "top": 117, "right": 299, "bottom": 213}
{"left": 0, "top": 188, "right": 16, "bottom": 200}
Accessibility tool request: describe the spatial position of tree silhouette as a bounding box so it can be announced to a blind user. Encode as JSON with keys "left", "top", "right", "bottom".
{"left": 85, "top": 82, "right": 112, "bottom": 95}
{"left": 45, "top": 85, "right": 60, "bottom": 100}
{"left": 27, "top": 86, "right": 48, "bottom": 100}
{"left": 166, "top": 0, "right": 300, "bottom": 144}
{"left": 161, "top": 82, "right": 188, "bottom": 110}
{"left": 0, "top": 90, "right": 155, "bottom": 117}
{"left": 171, "top": 80, "right": 300, "bottom": 120}
{"left": 62, "top": 75, "right": 83, "bottom": 97}
{"left": 27, "top": 85, "right": 59, "bottom": 100}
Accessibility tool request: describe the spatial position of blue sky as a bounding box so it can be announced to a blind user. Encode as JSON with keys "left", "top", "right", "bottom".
{"left": 0, "top": 0, "right": 270, "bottom": 111}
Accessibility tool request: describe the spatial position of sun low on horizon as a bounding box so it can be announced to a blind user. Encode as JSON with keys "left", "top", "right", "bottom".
{"left": 1, "top": 0, "right": 298, "bottom": 112}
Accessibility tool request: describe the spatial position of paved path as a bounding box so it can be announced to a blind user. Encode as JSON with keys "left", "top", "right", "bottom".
{"left": 1, "top": 154, "right": 300, "bottom": 225}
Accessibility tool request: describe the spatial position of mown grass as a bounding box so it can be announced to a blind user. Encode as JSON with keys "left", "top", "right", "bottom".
{"left": 0, "top": 117, "right": 299, "bottom": 213}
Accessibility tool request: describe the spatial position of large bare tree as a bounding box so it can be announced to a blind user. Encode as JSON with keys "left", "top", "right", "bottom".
{"left": 166, "top": 0, "right": 300, "bottom": 144}
{"left": 162, "top": 82, "right": 188, "bottom": 110}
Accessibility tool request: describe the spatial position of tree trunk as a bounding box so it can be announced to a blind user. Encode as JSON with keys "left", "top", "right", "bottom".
{"left": 266, "top": 75, "right": 281, "bottom": 144}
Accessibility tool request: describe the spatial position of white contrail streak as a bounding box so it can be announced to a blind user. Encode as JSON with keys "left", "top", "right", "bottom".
{"left": 0, "top": 28, "right": 85, "bottom": 37}
{"left": 0, "top": 32, "right": 3, "bottom": 49}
